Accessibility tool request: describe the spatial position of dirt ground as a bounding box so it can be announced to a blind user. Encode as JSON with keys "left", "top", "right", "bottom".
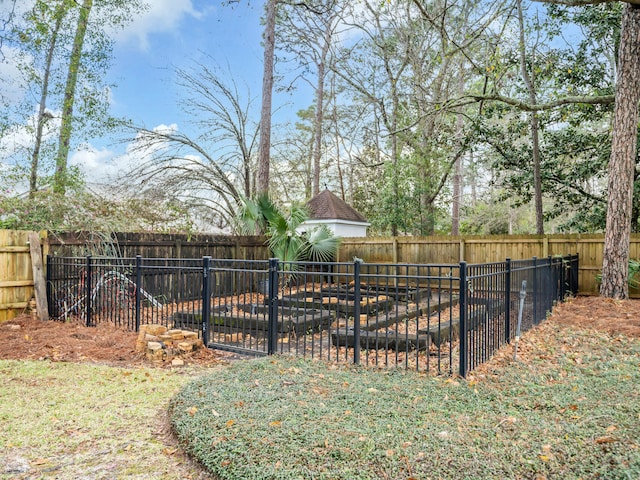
{"left": 0, "top": 295, "right": 637, "bottom": 368}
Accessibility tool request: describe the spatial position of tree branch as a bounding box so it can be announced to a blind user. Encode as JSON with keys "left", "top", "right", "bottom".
{"left": 534, "top": 0, "right": 640, "bottom": 5}
{"left": 460, "top": 93, "right": 615, "bottom": 111}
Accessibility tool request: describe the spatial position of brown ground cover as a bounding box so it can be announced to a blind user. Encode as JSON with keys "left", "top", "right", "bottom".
{"left": 0, "top": 295, "right": 637, "bottom": 368}
{"left": 0, "top": 315, "right": 233, "bottom": 367}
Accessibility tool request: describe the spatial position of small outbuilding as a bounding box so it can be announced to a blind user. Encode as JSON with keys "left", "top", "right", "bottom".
{"left": 301, "top": 188, "right": 370, "bottom": 237}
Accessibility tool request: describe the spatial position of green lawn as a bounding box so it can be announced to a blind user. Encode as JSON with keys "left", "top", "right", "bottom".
{"left": 0, "top": 361, "right": 213, "bottom": 479}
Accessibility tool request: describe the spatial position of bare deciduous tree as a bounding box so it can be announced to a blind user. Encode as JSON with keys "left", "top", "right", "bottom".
{"left": 121, "top": 64, "right": 259, "bottom": 228}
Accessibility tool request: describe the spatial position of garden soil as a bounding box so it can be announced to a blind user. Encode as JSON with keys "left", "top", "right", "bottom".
{"left": 0, "top": 296, "right": 638, "bottom": 367}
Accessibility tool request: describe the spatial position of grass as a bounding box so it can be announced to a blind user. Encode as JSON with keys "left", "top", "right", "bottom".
{"left": 170, "top": 326, "right": 640, "bottom": 479}
{"left": 0, "top": 361, "right": 214, "bottom": 479}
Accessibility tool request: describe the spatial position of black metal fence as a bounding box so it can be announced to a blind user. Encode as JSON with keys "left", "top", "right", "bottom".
{"left": 46, "top": 254, "right": 579, "bottom": 376}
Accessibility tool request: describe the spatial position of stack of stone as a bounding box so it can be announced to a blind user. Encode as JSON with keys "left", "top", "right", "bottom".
{"left": 135, "top": 324, "right": 203, "bottom": 365}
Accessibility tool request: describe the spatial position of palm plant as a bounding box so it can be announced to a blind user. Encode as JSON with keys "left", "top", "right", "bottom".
{"left": 236, "top": 193, "right": 340, "bottom": 263}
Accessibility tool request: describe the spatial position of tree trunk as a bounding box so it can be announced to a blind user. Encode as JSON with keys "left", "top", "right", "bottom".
{"left": 600, "top": 4, "right": 640, "bottom": 299}
{"left": 312, "top": 27, "right": 331, "bottom": 197}
{"left": 257, "top": 0, "right": 277, "bottom": 196}
{"left": 30, "top": 2, "right": 66, "bottom": 198}
{"left": 53, "top": 0, "right": 92, "bottom": 195}
{"left": 451, "top": 69, "right": 465, "bottom": 235}
{"left": 517, "top": 0, "right": 544, "bottom": 235}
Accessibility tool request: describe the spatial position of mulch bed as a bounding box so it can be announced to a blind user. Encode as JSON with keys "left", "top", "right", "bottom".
{"left": 0, "top": 316, "right": 233, "bottom": 367}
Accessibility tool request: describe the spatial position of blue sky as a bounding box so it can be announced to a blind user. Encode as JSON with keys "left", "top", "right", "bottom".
{"left": 78, "top": 0, "right": 317, "bottom": 182}
{"left": 1, "top": 0, "right": 313, "bottom": 185}
{"left": 108, "top": 1, "right": 267, "bottom": 131}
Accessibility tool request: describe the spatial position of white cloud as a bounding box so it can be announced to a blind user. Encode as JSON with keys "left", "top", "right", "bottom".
{"left": 113, "top": 0, "right": 204, "bottom": 51}
{"left": 69, "top": 146, "right": 118, "bottom": 182}
{"left": 0, "top": 46, "right": 29, "bottom": 107}
{"left": 69, "top": 122, "right": 182, "bottom": 186}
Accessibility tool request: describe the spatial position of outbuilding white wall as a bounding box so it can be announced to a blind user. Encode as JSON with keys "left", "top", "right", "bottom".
{"left": 299, "top": 219, "right": 369, "bottom": 238}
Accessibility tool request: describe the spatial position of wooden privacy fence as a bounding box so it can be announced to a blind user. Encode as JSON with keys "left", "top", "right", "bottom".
{"left": 6, "top": 230, "right": 639, "bottom": 308}
{"left": 336, "top": 234, "right": 640, "bottom": 298}
{"left": 0, "top": 230, "right": 48, "bottom": 321}
{"left": 47, "top": 231, "right": 270, "bottom": 260}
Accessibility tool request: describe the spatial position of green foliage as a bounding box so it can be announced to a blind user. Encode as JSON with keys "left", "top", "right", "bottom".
{"left": 236, "top": 193, "right": 340, "bottom": 262}
{"left": 170, "top": 338, "right": 640, "bottom": 479}
{"left": 0, "top": 0, "right": 145, "bottom": 196}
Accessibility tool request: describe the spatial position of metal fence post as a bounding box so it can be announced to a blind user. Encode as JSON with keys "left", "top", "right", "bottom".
{"left": 459, "top": 261, "right": 468, "bottom": 378}
{"left": 46, "top": 255, "right": 52, "bottom": 318}
{"left": 547, "top": 255, "right": 553, "bottom": 312}
{"left": 571, "top": 253, "right": 580, "bottom": 297}
{"left": 201, "top": 256, "right": 212, "bottom": 346}
{"left": 353, "top": 260, "right": 362, "bottom": 365}
{"left": 135, "top": 255, "right": 142, "bottom": 332}
{"left": 85, "top": 255, "right": 92, "bottom": 327}
{"left": 504, "top": 258, "right": 511, "bottom": 343}
{"left": 532, "top": 256, "right": 538, "bottom": 323}
{"left": 267, "top": 258, "right": 279, "bottom": 355}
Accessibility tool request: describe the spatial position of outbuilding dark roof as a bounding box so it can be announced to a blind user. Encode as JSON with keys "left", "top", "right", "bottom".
{"left": 307, "top": 189, "right": 368, "bottom": 223}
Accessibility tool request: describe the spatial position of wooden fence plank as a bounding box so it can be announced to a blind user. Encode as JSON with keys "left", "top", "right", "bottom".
{"left": 29, "top": 232, "right": 49, "bottom": 321}
{"left": 0, "top": 230, "right": 44, "bottom": 321}
{"left": 339, "top": 234, "right": 640, "bottom": 298}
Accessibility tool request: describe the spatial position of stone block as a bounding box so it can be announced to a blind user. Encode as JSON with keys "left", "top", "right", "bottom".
{"left": 145, "top": 324, "right": 168, "bottom": 336}
{"left": 146, "top": 342, "right": 165, "bottom": 362}
{"left": 171, "top": 358, "right": 185, "bottom": 367}
{"left": 177, "top": 342, "right": 193, "bottom": 353}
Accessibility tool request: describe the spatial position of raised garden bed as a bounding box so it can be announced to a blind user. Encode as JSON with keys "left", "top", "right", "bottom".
{"left": 172, "top": 304, "right": 334, "bottom": 335}
{"left": 279, "top": 289, "right": 395, "bottom": 316}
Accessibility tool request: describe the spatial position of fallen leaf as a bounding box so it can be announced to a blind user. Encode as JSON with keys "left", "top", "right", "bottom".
{"left": 186, "top": 406, "right": 197, "bottom": 416}
{"left": 595, "top": 436, "right": 617, "bottom": 444}
{"left": 221, "top": 460, "right": 231, "bottom": 467}
{"left": 163, "top": 447, "right": 177, "bottom": 455}
{"left": 606, "top": 425, "right": 618, "bottom": 433}
{"left": 268, "top": 420, "right": 282, "bottom": 427}
{"left": 226, "top": 419, "right": 235, "bottom": 427}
